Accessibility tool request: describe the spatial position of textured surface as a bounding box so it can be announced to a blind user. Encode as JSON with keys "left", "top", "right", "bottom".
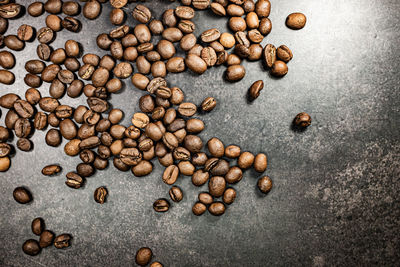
{"left": 1, "top": 0, "right": 400, "bottom": 266}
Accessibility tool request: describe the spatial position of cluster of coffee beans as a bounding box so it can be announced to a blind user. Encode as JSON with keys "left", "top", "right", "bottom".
{"left": 135, "top": 247, "right": 163, "bottom": 267}
{"left": 22, "top": 217, "right": 72, "bottom": 256}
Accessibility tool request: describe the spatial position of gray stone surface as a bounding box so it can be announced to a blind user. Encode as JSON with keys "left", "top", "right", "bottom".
{"left": 1, "top": 0, "right": 399, "bottom": 266}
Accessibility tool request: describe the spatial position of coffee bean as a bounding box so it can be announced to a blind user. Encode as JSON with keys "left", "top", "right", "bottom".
{"left": 31, "top": 218, "right": 44, "bottom": 236}
{"left": 59, "top": 119, "right": 77, "bottom": 140}
{"left": 276, "top": 45, "right": 293, "bottom": 62}
{"left": 226, "top": 54, "right": 241, "bottom": 66}
{"left": 132, "top": 4, "right": 151, "bottom": 23}
{"left": 259, "top": 17, "right": 272, "bottom": 35}
{"left": 25, "top": 60, "right": 45, "bottom": 75}
{"left": 223, "top": 188, "right": 236, "bottom": 204}
{"left": 248, "top": 44, "right": 263, "bottom": 61}
{"left": 211, "top": 2, "right": 226, "bottom": 16}
{"left": 37, "top": 27, "right": 54, "bottom": 44}
{"left": 248, "top": 80, "right": 264, "bottom": 100}
{"left": 169, "top": 186, "right": 183, "bottom": 202}
{"left": 185, "top": 54, "right": 207, "bottom": 75}
{"left": 201, "top": 28, "right": 221, "bottom": 43}
{"left": 0, "top": 3, "right": 21, "bottom": 19}
{"left": 0, "top": 126, "right": 9, "bottom": 142}
{"left": 37, "top": 44, "right": 51, "bottom": 61}
{"left": 229, "top": 17, "right": 246, "bottom": 32}
{"left": 286, "top": 12, "right": 306, "bottom": 30}
{"left": 271, "top": 60, "right": 288, "bottom": 77}
{"left": 119, "top": 147, "right": 141, "bottom": 166}
{"left": 209, "top": 201, "right": 225, "bottom": 216}
{"left": 191, "top": 169, "right": 209, "bottom": 186}
{"left": 28, "top": 2, "right": 44, "bottom": 17}
{"left": 258, "top": 176, "right": 272, "bottom": 193}
{"left": 177, "top": 102, "right": 196, "bottom": 117}
{"left": 162, "top": 165, "right": 178, "bottom": 185}
{"left": 162, "top": 9, "right": 177, "bottom": 27}
{"left": 192, "top": 202, "right": 207, "bottom": 215}
{"left": 13, "top": 100, "right": 33, "bottom": 119}
{"left": 22, "top": 239, "right": 41, "bottom": 256}
{"left": 46, "top": 14, "right": 62, "bottom": 32}
{"left": 62, "top": 17, "right": 81, "bottom": 32}
{"left": 210, "top": 159, "right": 229, "bottom": 176}
{"left": 198, "top": 192, "right": 213, "bottom": 205}
{"left": 136, "top": 247, "right": 153, "bottom": 266}
{"left": 248, "top": 29, "right": 264, "bottom": 43}
{"left": 17, "top": 138, "right": 32, "bottom": 151}
{"left": 45, "top": 128, "right": 61, "bottom": 147}
{"left": 42, "top": 165, "right": 61, "bottom": 176}
{"left": 178, "top": 20, "right": 195, "bottom": 34}
{"left": 87, "top": 97, "right": 109, "bottom": 113}
{"left": 227, "top": 4, "right": 244, "bottom": 17}
{"left": 254, "top": 153, "right": 268, "bottom": 172}
{"left": 65, "top": 172, "right": 83, "bottom": 189}
{"left": 134, "top": 24, "right": 151, "bottom": 43}
{"left": 94, "top": 186, "right": 107, "bottom": 204}
{"left": 44, "top": 0, "right": 62, "bottom": 14}
{"left": 109, "top": 25, "right": 129, "bottom": 39}
{"left": 225, "top": 166, "right": 243, "bottom": 184}
{"left": 207, "top": 137, "right": 224, "bottom": 158}
{"left": 150, "top": 262, "right": 163, "bottom": 267}
{"left": 294, "top": 112, "right": 312, "bottom": 128}
{"left": 62, "top": 1, "right": 80, "bottom": 16}
{"left": 263, "top": 44, "right": 276, "bottom": 68}
{"left": 255, "top": 0, "right": 271, "bottom": 17}
{"left": 64, "top": 139, "right": 81, "bottom": 156}
{"left": 175, "top": 6, "right": 195, "bottom": 20}
{"left": 83, "top": 0, "right": 101, "bottom": 20}
{"left": 13, "top": 186, "right": 32, "bottom": 204}
{"left": 39, "top": 230, "right": 54, "bottom": 248}
{"left": 226, "top": 64, "right": 245, "bottom": 82}
{"left": 191, "top": 152, "right": 207, "bottom": 167}
{"left": 192, "top": 0, "right": 210, "bottom": 10}
{"left": 54, "top": 234, "right": 72, "bottom": 249}
{"left": 14, "top": 118, "right": 31, "bottom": 138}
{"left": 238, "top": 151, "right": 255, "bottom": 169}
{"left": 162, "top": 27, "right": 183, "bottom": 43}
{"left": 0, "top": 143, "right": 11, "bottom": 157}
{"left": 80, "top": 149, "right": 95, "bottom": 164}
{"left": 0, "top": 51, "right": 14, "bottom": 69}
{"left": 153, "top": 198, "right": 169, "bottom": 212}
{"left": 132, "top": 160, "right": 153, "bottom": 176}
{"left": 0, "top": 156, "right": 10, "bottom": 172}
{"left": 97, "top": 33, "right": 112, "bottom": 50}
{"left": 80, "top": 136, "right": 101, "bottom": 150}
{"left": 208, "top": 176, "right": 226, "bottom": 197}
{"left": 178, "top": 160, "right": 195, "bottom": 176}
{"left": 77, "top": 163, "right": 94, "bottom": 177}
{"left": 131, "top": 113, "right": 150, "bottom": 129}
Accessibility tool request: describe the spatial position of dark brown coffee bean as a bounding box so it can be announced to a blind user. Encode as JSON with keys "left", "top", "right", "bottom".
{"left": 227, "top": 4, "right": 244, "bottom": 17}
{"left": 0, "top": 3, "right": 21, "bottom": 19}
{"left": 294, "top": 112, "right": 312, "bottom": 128}
{"left": 39, "top": 230, "right": 54, "bottom": 248}
{"left": 59, "top": 119, "right": 77, "bottom": 140}
{"left": 153, "top": 198, "right": 169, "bottom": 212}
{"left": 177, "top": 102, "right": 196, "bottom": 117}
{"left": 229, "top": 17, "right": 246, "bottom": 32}
{"left": 22, "top": 239, "right": 41, "bottom": 256}
{"left": 211, "top": 2, "right": 226, "bottom": 16}
{"left": 192, "top": 152, "right": 207, "bottom": 166}
{"left": 1, "top": 93, "right": 20, "bottom": 108}
{"left": 255, "top": 0, "right": 270, "bottom": 17}
{"left": 0, "top": 126, "right": 10, "bottom": 142}
{"left": 120, "top": 147, "right": 141, "bottom": 166}
{"left": 45, "top": 14, "right": 62, "bottom": 32}
{"left": 0, "top": 143, "right": 11, "bottom": 157}
{"left": 132, "top": 4, "right": 151, "bottom": 23}
{"left": 0, "top": 51, "right": 14, "bottom": 69}
{"left": 175, "top": 6, "right": 194, "bottom": 20}
{"left": 162, "top": 9, "right": 177, "bottom": 27}
{"left": 178, "top": 20, "right": 195, "bottom": 34}
{"left": 83, "top": 0, "right": 101, "bottom": 20}
{"left": 97, "top": 33, "right": 112, "bottom": 50}
{"left": 248, "top": 29, "right": 264, "bottom": 43}
{"left": 271, "top": 60, "right": 288, "bottom": 77}
{"left": 136, "top": 247, "right": 153, "bottom": 266}
{"left": 248, "top": 43, "right": 263, "bottom": 61}
{"left": 110, "top": 0, "right": 127, "bottom": 8}
{"left": 223, "top": 188, "right": 236, "bottom": 204}
{"left": 192, "top": 202, "right": 207, "bottom": 216}
{"left": 15, "top": 118, "right": 31, "bottom": 138}
{"left": 185, "top": 54, "right": 207, "bottom": 75}
{"left": 17, "top": 24, "right": 34, "bottom": 42}
{"left": 17, "top": 138, "right": 32, "bottom": 151}
{"left": 210, "top": 159, "right": 229, "bottom": 176}
{"left": 37, "top": 27, "right": 54, "bottom": 44}
{"left": 178, "top": 160, "right": 195, "bottom": 176}
{"left": 226, "top": 54, "right": 241, "bottom": 65}
{"left": 45, "top": 128, "right": 61, "bottom": 146}
{"left": 48, "top": 113, "right": 60, "bottom": 127}
{"left": 192, "top": 0, "right": 210, "bottom": 10}
{"left": 132, "top": 160, "right": 153, "bottom": 176}
{"left": 4, "top": 35, "right": 24, "bottom": 51}
{"left": 65, "top": 172, "right": 83, "bottom": 188}
{"left": 54, "top": 234, "right": 72, "bottom": 249}
{"left": 37, "top": 44, "right": 51, "bottom": 61}
{"left": 62, "top": 17, "right": 80, "bottom": 32}
{"left": 209, "top": 201, "right": 225, "bottom": 216}
{"left": 198, "top": 192, "right": 213, "bottom": 205}
{"left": 32, "top": 112, "right": 47, "bottom": 131}
{"left": 94, "top": 186, "right": 107, "bottom": 204}
{"left": 201, "top": 46, "right": 217, "bottom": 66}
{"left": 87, "top": 97, "right": 108, "bottom": 113}
{"left": 44, "top": 0, "right": 62, "bottom": 14}
{"left": 191, "top": 169, "right": 209, "bottom": 186}
{"left": 165, "top": 57, "right": 185, "bottom": 73}
{"left": 207, "top": 137, "right": 224, "bottom": 157}
{"left": 62, "top": 1, "right": 80, "bottom": 16}
{"left": 109, "top": 8, "right": 124, "bottom": 25}
{"left": 25, "top": 60, "right": 45, "bottom": 74}
{"left": 225, "top": 166, "right": 243, "bottom": 184}
{"left": 234, "top": 44, "right": 250, "bottom": 58}
{"left": 248, "top": 80, "right": 263, "bottom": 100}
{"left": 286, "top": 12, "right": 306, "bottom": 30}
{"left": 134, "top": 24, "right": 151, "bottom": 43}
{"left": 169, "top": 186, "right": 183, "bottom": 202}
{"left": 42, "top": 165, "right": 61, "bottom": 176}
{"left": 238, "top": 151, "right": 255, "bottom": 169}
{"left": 39, "top": 97, "right": 59, "bottom": 112}
{"left": 258, "top": 175, "right": 272, "bottom": 193}
{"left": 114, "top": 62, "right": 133, "bottom": 79}
{"left": 201, "top": 28, "right": 220, "bottom": 43}
{"left": 276, "top": 45, "right": 293, "bottom": 62}
{"left": 263, "top": 43, "right": 276, "bottom": 69}
{"left": 31, "top": 218, "right": 44, "bottom": 236}
{"left": 259, "top": 18, "right": 272, "bottom": 35}
{"left": 109, "top": 25, "right": 129, "bottom": 39}
{"left": 42, "top": 64, "right": 61, "bottom": 83}
{"left": 13, "top": 186, "right": 32, "bottom": 204}
{"left": 167, "top": 118, "right": 185, "bottom": 132}
{"left": 80, "top": 136, "right": 101, "bottom": 150}
{"left": 226, "top": 64, "right": 245, "bottom": 82}
{"left": 24, "top": 74, "right": 42, "bottom": 88}
{"left": 5, "top": 110, "right": 19, "bottom": 129}
{"left": 185, "top": 119, "right": 204, "bottom": 134}
{"left": 64, "top": 139, "right": 81, "bottom": 156}
{"left": 13, "top": 100, "right": 34, "bottom": 119}
{"left": 151, "top": 61, "right": 166, "bottom": 78}
{"left": 28, "top": 2, "right": 44, "bottom": 17}
{"left": 162, "top": 27, "right": 183, "bottom": 43}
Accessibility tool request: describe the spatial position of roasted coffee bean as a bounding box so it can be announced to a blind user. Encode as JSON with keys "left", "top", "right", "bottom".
{"left": 192, "top": 0, "right": 210, "bottom": 10}
{"left": 131, "top": 113, "right": 149, "bottom": 129}
{"left": 192, "top": 152, "right": 208, "bottom": 166}
{"left": 191, "top": 169, "right": 209, "bottom": 186}
{"left": 178, "top": 161, "right": 195, "bottom": 176}
{"left": 59, "top": 119, "right": 77, "bottom": 140}
{"left": 136, "top": 247, "right": 153, "bottom": 266}
{"left": 113, "top": 157, "right": 130, "bottom": 172}
{"left": 263, "top": 44, "right": 276, "bottom": 69}
{"left": 79, "top": 136, "right": 101, "bottom": 149}
{"left": 0, "top": 156, "right": 10, "bottom": 172}
{"left": 169, "top": 186, "right": 183, "bottom": 202}
{"left": 185, "top": 54, "right": 207, "bottom": 75}
{"left": 167, "top": 118, "right": 185, "bottom": 132}
{"left": 201, "top": 47, "right": 217, "bottom": 66}
{"left": 97, "top": 33, "right": 112, "bottom": 50}
{"left": 83, "top": 109, "right": 100, "bottom": 126}
{"left": 0, "top": 143, "right": 11, "bottom": 157}
{"left": 37, "top": 44, "right": 51, "bottom": 61}
{"left": 44, "top": 0, "right": 62, "bottom": 14}
{"left": 78, "top": 124, "right": 96, "bottom": 140}
{"left": 108, "top": 109, "right": 124, "bottom": 125}
{"left": 276, "top": 45, "right": 293, "bottom": 62}
{"left": 159, "top": 152, "right": 173, "bottom": 167}
{"left": 76, "top": 163, "right": 94, "bottom": 177}
{"left": 28, "top": 2, "right": 44, "bottom": 17}
{"left": 80, "top": 149, "right": 95, "bottom": 164}
{"left": 209, "top": 201, "right": 225, "bottom": 216}
{"left": 110, "top": 8, "right": 125, "bottom": 25}
{"left": 114, "top": 62, "right": 133, "bottom": 79}
{"left": 253, "top": 153, "right": 268, "bottom": 172}
{"left": 227, "top": 4, "right": 244, "bottom": 17}
{"left": 14, "top": 100, "right": 34, "bottom": 119}
{"left": 0, "top": 17, "right": 7, "bottom": 34}
{"left": 286, "top": 12, "right": 306, "bottom": 30}
{"left": 17, "top": 25, "right": 34, "bottom": 42}
{"left": 49, "top": 78, "right": 65, "bottom": 97}
{"left": 17, "top": 138, "right": 32, "bottom": 151}
{"left": 110, "top": 0, "right": 127, "bottom": 8}
{"left": 1, "top": 95, "right": 18, "bottom": 109}
{"left": 109, "top": 25, "right": 129, "bottom": 39}
{"left": 138, "top": 138, "right": 153, "bottom": 152}
{"left": 33, "top": 112, "right": 47, "bottom": 130}
{"left": 120, "top": 148, "right": 141, "bottom": 166}
{"left": 216, "top": 51, "right": 227, "bottom": 65}
{"left": 5, "top": 110, "right": 19, "bottom": 130}
{"left": 271, "top": 60, "right": 288, "bottom": 77}
{"left": 42, "top": 64, "right": 61, "bottom": 83}
{"left": 157, "top": 40, "right": 176, "bottom": 60}
{"left": 198, "top": 192, "right": 213, "bottom": 205}
{"left": 204, "top": 158, "right": 219, "bottom": 173}
{"left": 15, "top": 118, "right": 31, "bottom": 138}
{"left": 225, "top": 166, "right": 243, "bottom": 184}
{"left": 94, "top": 186, "right": 107, "bottom": 204}
{"left": 48, "top": 113, "right": 60, "bottom": 127}
{"left": 134, "top": 24, "right": 151, "bottom": 43}
{"left": 172, "top": 147, "right": 190, "bottom": 161}
{"left": 151, "top": 61, "right": 167, "bottom": 78}
{"left": 132, "top": 4, "right": 151, "bottom": 23}
{"left": 37, "top": 27, "right": 54, "bottom": 44}
{"left": 226, "top": 64, "right": 245, "bottom": 81}
{"left": 223, "top": 188, "right": 236, "bottom": 204}
{"left": 208, "top": 176, "right": 226, "bottom": 197}
{"left": 255, "top": 0, "right": 270, "bottom": 17}
{"left": 248, "top": 29, "right": 263, "bottom": 43}
{"left": 46, "top": 15, "right": 62, "bottom": 32}
{"left": 201, "top": 28, "right": 220, "bottom": 43}
{"left": 62, "top": 17, "right": 80, "bottom": 32}
{"left": 246, "top": 12, "right": 259, "bottom": 29}
{"left": 211, "top": 2, "right": 226, "bottom": 16}
{"left": 24, "top": 74, "right": 42, "bottom": 88}
{"left": 162, "top": 27, "right": 183, "bottom": 43}
{"left": 162, "top": 164, "right": 179, "bottom": 185}
{"left": 78, "top": 63, "right": 95, "bottom": 80}
{"left": 153, "top": 198, "right": 169, "bottom": 212}
{"left": 13, "top": 187, "right": 32, "bottom": 204}
{"left": 62, "top": 1, "right": 79, "bottom": 16}
{"left": 258, "top": 175, "right": 272, "bottom": 193}
{"left": 182, "top": 135, "right": 202, "bottom": 153}
{"left": 177, "top": 102, "right": 196, "bottom": 117}
{"left": 93, "top": 156, "right": 108, "bottom": 170}
{"left": 0, "top": 126, "right": 10, "bottom": 142}
{"left": 162, "top": 9, "right": 177, "bottom": 27}
{"left": 175, "top": 6, "right": 194, "bottom": 20}
{"left": 4, "top": 35, "right": 24, "bottom": 51}
{"left": 31, "top": 218, "right": 44, "bottom": 236}
{"left": 0, "top": 3, "right": 21, "bottom": 19}
{"left": 186, "top": 118, "right": 204, "bottom": 133}
{"left": 166, "top": 57, "right": 185, "bottom": 73}
{"left": 210, "top": 159, "right": 229, "bottom": 176}
{"left": 238, "top": 151, "right": 255, "bottom": 169}
{"left": 65, "top": 172, "right": 83, "bottom": 189}
{"left": 22, "top": 239, "right": 41, "bottom": 256}
{"left": 132, "top": 160, "right": 152, "bottom": 176}
{"left": 87, "top": 97, "right": 109, "bottom": 113}
{"left": 226, "top": 54, "right": 241, "bottom": 65}
{"left": 259, "top": 17, "right": 272, "bottom": 35}
{"left": 243, "top": 0, "right": 255, "bottom": 12}
{"left": 124, "top": 126, "right": 141, "bottom": 139}
{"left": 229, "top": 17, "right": 246, "bottom": 32}
{"left": 248, "top": 44, "right": 263, "bottom": 61}
{"left": 39, "top": 230, "right": 54, "bottom": 248}
{"left": 207, "top": 137, "right": 224, "bottom": 158}
{"left": 42, "top": 165, "right": 61, "bottom": 176}
{"left": 45, "top": 128, "right": 61, "bottom": 146}
{"left": 0, "top": 51, "right": 14, "bottom": 69}
{"left": 54, "top": 234, "right": 72, "bottom": 249}
{"left": 25, "top": 60, "right": 45, "bottom": 75}
{"left": 248, "top": 80, "right": 264, "bottom": 100}
{"left": 180, "top": 33, "right": 197, "bottom": 51}
{"left": 192, "top": 202, "right": 207, "bottom": 215}
{"left": 39, "top": 97, "right": 59, "bottom": 112}
{"left": 294, "top": 112, "right": 312, "bottom": 128}
{"left": 83, "top": 0, "right": 101, "bottom": 20}
{"left": 148, "top": 19, "right": 163, "bottom": 35}
{"left": 178, "top": 20, "right": 195, "bottom": 34}
{"left": 98, "top": 145, "right": 111, "bottom": 159}
{"left": 64, "top": 139, "right": 81, "bottom": 156}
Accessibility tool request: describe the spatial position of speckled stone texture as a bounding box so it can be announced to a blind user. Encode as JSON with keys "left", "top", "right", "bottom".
{"left": 1, "top": 0, "right": 399, "bottom": 266}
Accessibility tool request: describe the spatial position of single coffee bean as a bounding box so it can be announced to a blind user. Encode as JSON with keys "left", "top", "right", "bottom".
{"left": 153, "top": 198, "right": 169, "bottom": 212}
{"left": 0, "top": 93, "right": 19, "bottom": 109}
{"left": 226, "top": 54, "right": 241, "bottom": 66}
{"left": 93, "top": 156, "right": 109, "bottom": 170}
{"left": 39, "top": 230, "right": 54, "bottom": 248}
{"left": 192, "top": 202, "right": 207, "bottom": 216}
{"left": 54, "top": 234, "right": 72, "bottom": 249}
{"left": 132, "top": 4, "right": 151, "bottom": 23}
{"left": 14, "top": 100, "right": 34, "bottom": 119}
{"left": 65, "top": 172, "right": 84, "bottom": 189}
{"left": 211, "top": 2, "right": 226, "bottom": 16}
{"left": 134, "top": 24, "right": 151, "bottom": 43}
{"left": 37, "top": 44, "right": 51, "bottom": 61}
{"left": 263, "top": 44, "right": 276, "bottom": 68}
{"left": 178, "top": 19, "right": 195, "bottom": 34}
{"left": 24, "top": 74, "right": 42, "bottom": 88}
{"left": 259, "top": 17, "right": 272, "bottom": 35}
{"left": 80, "top": 149, "right": 95, "bottom": 164}
{"left": 0, "top": 126, "right": 10, "bottom": 142}
{"left": 59, "top": 119, "right": 77, "bottom": 140}
{"left": 210, "top": 159, "right": 229, "bottom": 176}
{"left": 0, "top": 3, "right": 21, "bottom": 19}
{"left": 120, "top": 148, "right": 142, "bottom": 166}
{"left": 286, "top": 12, "right": 307, "bottom": 30}
{"left": 162, "top": 9, "right": 177, "bottom": 27}
{"left": 22, "top": 239, "right": 41, "bottom": 256}
{"left": 276, "top": 45, "right": 293, "bottom": 63}
{"left": 64, "top": 139, "right": 81, "bottom": 156}
{"left": 15, "top": 118, "right": 31, "bottom": 138}
{"left": 17, "top": 138, "right": 32, "bottom": 151}
{"left": 294, "top": 112, "right": 312, "bottom": 128}
{"left": 248, "top": 44, "right": 263, "bottom": 61}
{"left": 238, "top": 151, "right": 255, "bottom": 169}
{"left": 226, "top": 64, "right": 245, "bottom": 82}
{"left": 37, "top": 27, "right": 54, "bottom": 44}
{"left": 192, "top": 169, "right": 209, "bottom": 186}
{"left": 113, "top": 157, "right": 130, "bottom": 172}
{"left": 225, "top": 166, "right": 243, "bottom": 184}
{"left": 83, "top": 0, "right": 101, "bottom": 20}
{"left": 33, "top": 112, "right": 47, "bottom": 130}
{"left": 175, "top": 6, "right": 195, "bottom": 20}
{"left": 110, "top": 24, "right": 129, "bottom": 39}
{"left": 258, "top": 176, "right": 272, "bottom": 193}
{"left": 201, "top": 28, "right": 220, "bottom": 43}
{"left": 79, "top": 136, "right": 101, "bottom": 150}
{"left": 4, "top": 35, "right": 24, "bottom": 51}
{"left": 0, "top": 143, "right": 11, "bottom": 157}
{"left": 13, "top": 187, "right": 32, "bottom": 204}
{"left": 62, "top": 1, "right": 80, "bottom": 16}
{"left": 110, "top": 0, "right": 127, "bottom": 8}
{"left": 17, "top": 25, "right": 34, "bottom": 42}
{"left": 227, "top": 4, "right": 244, "bottom": 17}
{"left": 42, "top": 64, "right": 61, "bottom": 83}
{"left": 223, "top": 188, "right": 236, "bottom": 204}
{"left": 136, "top": 247, "right": 153, "bottom": 266}
{"left": 208, "top": 176, "right": 226, "bottom": 197}
{"left": 178, "top": 161, "right": 195, "bottom": 176}
{"left": 248, "top": 80, "right": 264, "bottom": 100}
{"left": 192, "top": 0, "right": 210, "bottom": 10}
{"left": 217, "top": 51, "right": 228, "bottom": 65}
{"left": 201, "top": 46, "right": 217, "bottom": 66}
{"left": 25, "top": 60, "right": 45, "bottom": 74}
{"left": 110, "top": 8, "right": 125, "bottom": 25}
{"left": 94, "top": 186, "right": 107, "bottom": 204}
{"left": 44, "top": 0, "right": 62, "bottom": 14}
{"left": 162, "top": 27, "right": 183, "bottom": 43}
{"left": 169, "top": 186, "right": 183, "bottom": 202}
{"left": 185, "top": 54, "right": 207, "bottom": 75}
{"left": 132, "top": 160, "right": 153, "bottom": 176}
{"left": 76, "top": 163, "right": 94, "bottom": 177}
{"left": 0, "top": 156, "right": 10, "bottom": 172}
{"left": 254, "top": 153, "right": 268, "bottom": 172}
{"left": 87, "top": 97, "right": 109, "bottom": 113}
{"left": 32, "top": 218, "right": 44, "bottom": 236}
{"left": 45, "top": 128, "right": 61, "bottom": 147}
{"left": 178, "top": 102, "right": 197, "bottom": 117}
{"left": 62, "top": 17, "right": 81, "bottom": 32}
{"left": 271, "top": 60, "right": 288, "bottom": 77}
{"left": 162, "top": 165, "right": 179, "bottom": 185}
{"left": 46, "top": 15, "right": 62, "bottom": 32}
{"left": 42, "top": 165, "right": 61, "bottom": 176}
{"left": 229, "top": 17, "right": 246, "bottom": 32}
{"left": 132, "top": 113, "right": 150, "bottom": 128}
{"left": 0, "top": 51, "right": 14, "bottom": 69}
{"left": 114, "top": 62, "right": 132, "bottom": 79}
{"left": 207, "top": 137, "right": 224, "bottom": 158}
{"left": 248, "top": 29, "right": 264, "bottom": 43}
{"left": 255, "top": 0, "right": 271, "bottom": 17}
{"left": 149, "top": 19, "right": 164, "bottom": 35}
{"left": 150, "top": 262, "right": 163, "bottom": 267}
{"left": 28, "top": 2, "right": 44, "bottom": 17}
{"left": 97, "top": 33, "right": 112, "bottom": 50}
{"left": 209, "top": 201, "right": 225, "bottom": 216}
{"left": 4, "top": 110, "right": 19, "bottom": 130}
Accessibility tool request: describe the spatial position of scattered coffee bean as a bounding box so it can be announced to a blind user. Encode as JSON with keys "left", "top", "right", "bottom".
{"left": 192, "top": 202, "right": 207, "bottom": 216}
{"left": 13, "top": 186, "right": 32, "bottom": 204}
{"left": 258, "top": 176, "right": 272, "bottom": 193}
{"left": 94, "top": 186, "right": 108, "bottom": 204}
{"left": 169, "top": 186, "right": 183, "bottom": 202}
{"left": 22, "top": 239, "right": 41, "bottom": 256}
{"left": 286, "top": 12, "right": 307, "bottom": 30}
{"left": 32, "top": 218, "right": 45, "bottom": 236}
{"left": 54, "top": 234, "right": 72, "bottom": 249}
{"left": 136, "top": 247, "right": 153, "bottom": 266}
{"left": 153, "top": 198, "right": 169, "bottom": 212}
{"left": 248, "top": 80, "right": 264, "bottom": 100}
{"left": 294, "top": 112, "right": 312, "bottom": 128}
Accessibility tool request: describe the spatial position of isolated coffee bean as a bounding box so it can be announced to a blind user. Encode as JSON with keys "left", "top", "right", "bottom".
{"left": 44, "top": 0, "right": 62, "bottom": 14}
{"left": 42, "top": 165, "right": 61, "bottom": 176}
{"left": 153, "top": 198, "right": 169, "bottom": 212}
{"left": 22, "top": 239, "right": 41, "bottom": 256}
{"left": 169, "top": 186, "right": 183, "bottom": 202}
{"left": 248, "top": 44, "right": 263, "bottom": 61}
{"left": 248, "top": 80, "right": 264, "bottom": 100}
{"left": 65, "top": 172, "right": 84, "bottom": 189}
{"left": 259, "top": 17, "right": 272, "bottom": 35}
{"left": 209, "top": 202, "right": 225, "bottom": 216}
{"left": 136, "top": 247, "right": 153, "bottom": 266}
{"left": 13, "top": 187, "right": 32, "bottom": 204}
{"left": 64, "top": 139, "right": 81, "bottom": 156}
{"left": 132, "top": 4, "right": 151, "bottom": 23}
{"left": 227, "top": 4, "right": 244, "bottom": 17}
{"left": 207, "top": 137, "right": 224, "bottom": 158}
{"left": 271, "top": 60, "right": 288, "bottom": 77}
{"left": 226, "top": 65, "right": 245, "bottom": 82}
{"left": 192, "top": 202, "right": 207, "bottom": 216}
{"left": 286, "top": 13, "right": 307, "bottom": 30}
{"left": 263, "top": 44, "right": 276, "bottom": 68}
{"left": 94, "top": 186, "right": 107, "bottom": 204}
{"left": 17, "top": 138, "right": 32, "bottom": 152}
{"left": 62, "top": 1, "right": 79, "bottom": 16}
{"left": 258, "top": 176, "right": 272, "bottom": 193}
{"left": 25, "top": 60, "right": 45, "bottom": 74}
{"left": 238, "top": 151, "right": 255, "bottom": 169}
{"left": 31, "top": 218, "right": 44, "bottom": 236}
{"left": 0, "top": 156, "right": 10, "bottom": 172}
{"left": 0, "top": 51, "right": 14, "bottom": 69}
{"left": 46, "top": 129, "right": 61, "bottom": 147}
{"left": 294, "top": 112, "right": 312, "bottom": 128}
{"left": 54, "top": 234, "right": 72, "bottom": 249}
{"left": 276, "top": 45, "right": 293, "bottom": 62}
{"left": 39, "top": 230, "right": 54, "bottom": 248}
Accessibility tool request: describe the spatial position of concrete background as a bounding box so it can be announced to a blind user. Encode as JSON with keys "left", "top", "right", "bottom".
{"left": 0, "top": 0, "right": 399, "bottom": 266}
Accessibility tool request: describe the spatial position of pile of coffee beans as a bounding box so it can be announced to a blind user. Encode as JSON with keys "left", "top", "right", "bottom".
{"left": 22, "top": 217, "right": 72, "bottom": 256}
{"left": 0, "top": 0, "right": 311, "bottom": 259}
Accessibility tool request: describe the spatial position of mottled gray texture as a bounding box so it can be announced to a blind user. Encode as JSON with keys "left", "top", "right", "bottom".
{"left": 1, "top": 0, "right": 400, "bottom": 266}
